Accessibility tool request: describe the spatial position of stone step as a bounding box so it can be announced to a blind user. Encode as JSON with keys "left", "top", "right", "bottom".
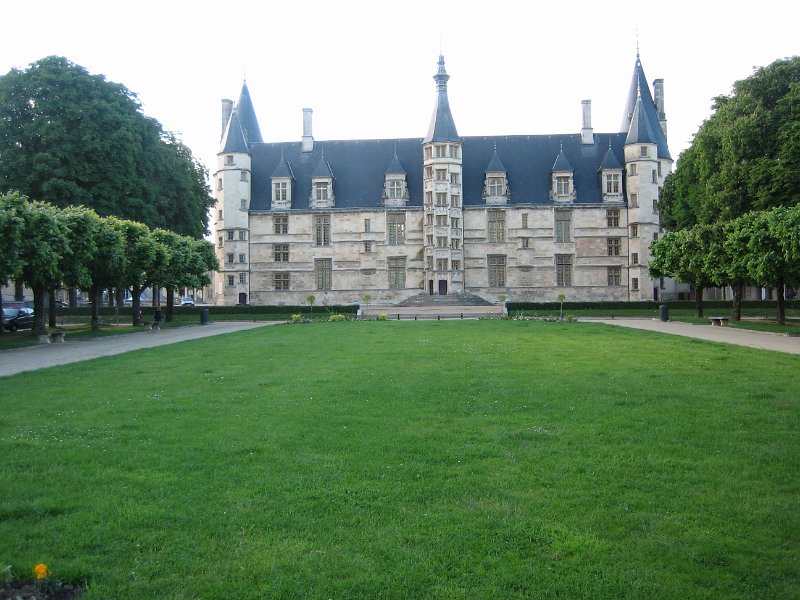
{"left": 396, "top": 292, "right": 495, "bottom": 307}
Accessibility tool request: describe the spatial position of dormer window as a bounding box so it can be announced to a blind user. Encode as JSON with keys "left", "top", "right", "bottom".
{"left": 314, "top": 182, "right": 329, "bottom": 201}
{"left": 271, "top": 177, "right": 292, "bottom": 209}
{"left": 483, "top": 173, "right": 509, "bottom": 205}
{"left": 310, "top": 177, "right": 334, "bottom": 208}
{"left": 551, "top": 172, "right": 575, "bottom": 202}
{"left": 488, "top": 177, "right": 505, "bottom": 196}
{"left": 556, "top": 176, "right": 571, "bottom": 196}
{"left": 383, "top": 175, "right": 409, "bottom": 207}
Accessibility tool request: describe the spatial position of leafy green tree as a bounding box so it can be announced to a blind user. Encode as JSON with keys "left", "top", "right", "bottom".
{"left": 55, "top": 205, "right": 102, "bottom": 328}
{"left": 112, "top": 219, "right": 161, "bottom": 326}
{"left": 0, "top": 56, "right": 213, "bottom": 237}
{"left": 84, "top": 216, "right": 127, "bottom": 330}
{"left": 0, "top": 192, "right": 26, "bottom": 333}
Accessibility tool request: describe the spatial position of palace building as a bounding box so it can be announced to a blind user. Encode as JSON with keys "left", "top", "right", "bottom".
{"left": 212, "top": 53, "right": 673, "bottom": 306}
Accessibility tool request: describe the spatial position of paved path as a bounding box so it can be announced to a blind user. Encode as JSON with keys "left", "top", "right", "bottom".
{"left": 0, "top": 321, "right": 279, "bottom": 378}
{"left": 590, "top": 318, "right": 800, "bottom": 355}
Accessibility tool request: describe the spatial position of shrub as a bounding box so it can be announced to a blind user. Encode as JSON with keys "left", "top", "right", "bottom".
{"left": 377, "top": 313, "right": 388, "bottom": 321}
{"left": 329, "top": 314, "right": 346, "bottom": 322}
{"left": 290, "top": 314, "right": 302, "bottom": 323}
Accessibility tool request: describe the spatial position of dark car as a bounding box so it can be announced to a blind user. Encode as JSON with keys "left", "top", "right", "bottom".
{"left": 3, "top": 307, "right": 35, "bottom": 331}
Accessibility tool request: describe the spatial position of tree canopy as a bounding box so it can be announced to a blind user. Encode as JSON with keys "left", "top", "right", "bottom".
{"left": 0, "top": 56, "right": 213, "bottom": 238}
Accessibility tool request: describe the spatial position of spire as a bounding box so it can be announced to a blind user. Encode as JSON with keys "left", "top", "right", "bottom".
{"left": 220, "top": 111, "right": 248, "bottom": 154}
{"left": 236, "top": 81, "right": 263, "bottom": 144}
{"left": 625, "top": 96, "right": 657, "bottom": 145}
{"left": 485, "top": 144, "right": 506, "bottom": 172}
{"left": 423, "top": 55, "right": 460, "bottom": 143}
{"left": 620, "top": 52, "right": 671, "bottom": 159}
{"left": 552, "top": 144, "right": 573, "bottom": 172}
{"left": 385, "top": 147, "right": 406, "bottom": 174}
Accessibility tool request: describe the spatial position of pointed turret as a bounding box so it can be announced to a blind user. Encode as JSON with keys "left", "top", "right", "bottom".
{"left": 312, "top": 152, "right": 334, "bottom": 178}
{"left": 271, "top": 150, "right": 294, "bottom": 179}
{"left": 552, "top": 145, "right": 573, "bottom": 171}
{"left": 486, "top": 145, "right": 506, "bottom": 172}
{"left": 220, "top": 111, "right": 249, "bottom": 154}
{"left": 625, "top": 96, "right": 658, "bottom": 146}
{"left": 620, "top": 53, "right": 670, "bottom": 159}
{"left": 424, "top": 55, "right": 459, "bottom": 143}
{"left": 236, "top": 81, "right": 263, "bottom": 144}
{"left": 599, "top": 144, "right": 623, "bottom": 170}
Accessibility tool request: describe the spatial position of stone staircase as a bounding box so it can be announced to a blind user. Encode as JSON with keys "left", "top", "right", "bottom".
{"left": 396, "top": 292, "right": 495, "bottom": 307}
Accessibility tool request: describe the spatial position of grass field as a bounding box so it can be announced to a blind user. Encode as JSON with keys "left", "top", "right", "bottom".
{"left": 1, "top": 321, "right": 798, "bottom": 598}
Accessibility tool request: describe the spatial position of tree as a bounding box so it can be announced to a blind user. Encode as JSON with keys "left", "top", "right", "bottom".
{"left": 0, "top": 56, "right": 213, "bottom": 237}
{"left": 0, "top": 192, "right": 26, "bottom": 334}
{"left": 56, "top": 205, "right": 101, "bottom": 328}
{"left": 84, "top": 216, "right": 127, "bottom": 330}
{"left": 112, "top": 219, "right": 162, "bottom": 326}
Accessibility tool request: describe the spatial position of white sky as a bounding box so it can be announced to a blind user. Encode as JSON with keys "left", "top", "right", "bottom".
{"left": 2, "top": 0, "right": 797, "bottom": 183}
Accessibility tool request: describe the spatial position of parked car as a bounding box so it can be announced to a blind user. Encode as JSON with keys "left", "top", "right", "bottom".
{"left": 3, "top": 307, "right": 35, "bottom": 331}
{"left": 180, "top": 298, "right": 195, "bottom": 307}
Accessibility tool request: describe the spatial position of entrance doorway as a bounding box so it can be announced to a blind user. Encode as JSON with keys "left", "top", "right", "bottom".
{"left": 428, "top": 280, "right": 434, "bottom": 295}
{"left": 438, "top": 280, "right": 448, "bottom": 296}
{"left": 238, "top": 292, "right": 247, "bottom": 305}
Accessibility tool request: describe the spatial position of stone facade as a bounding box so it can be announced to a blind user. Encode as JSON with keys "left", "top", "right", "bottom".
{"left": 212, "top": 53, "right": 674, "bottom": 306}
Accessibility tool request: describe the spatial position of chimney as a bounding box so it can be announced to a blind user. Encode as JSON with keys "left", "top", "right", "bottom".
{"left": 653, "top": 79, "right": 667, "bottom": 138}
{"left": 580, "top": 99, "right": 594, "bottom": 145}
{"left": 302, "top": 108, "right": 314, "bottom": 152}
{"left": 221, "top": 99, "right": 233, "bottom": 139}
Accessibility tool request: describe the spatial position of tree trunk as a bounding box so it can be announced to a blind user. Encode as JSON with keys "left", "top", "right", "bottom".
{"left": 131, "top": 285, "right": 144, "bottom": 326}
{"left": 69, "top": 287, "right": 78, "bottom": 308}
{"left": 15, "top": 283, "right": 24, "bottom": 302}
{"left": 115, "top": 288, "right": 125, "bottom": 307}
{"left": 90, "top": 285, "right": 101, "bottom": 331}
{"left": 731, "top": 280, "right": 744, "bottom": 321}
{"left": 0, "top": 288, "right": 5, "bottom": 336}
{"left": 165, "top": 286, "right": 175, "bottom": 322}
{"left": 48, "top": 287, "right": 57, "bottom": 329}
{"left": 33, "top": 284, "right": 48, "bottom": 335}
{"left": 776, "top": 277, "right": 786, "bottom": 325}
{"left": 153, "top": 287, "right": 159, "bottom": 307}
{"left": 694, "top": 285, "right": 705, "bottom": 318}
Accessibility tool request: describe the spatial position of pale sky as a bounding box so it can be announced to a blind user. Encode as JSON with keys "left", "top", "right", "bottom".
{"left": 2, "top": 0, "right": 797, "bottom": 184}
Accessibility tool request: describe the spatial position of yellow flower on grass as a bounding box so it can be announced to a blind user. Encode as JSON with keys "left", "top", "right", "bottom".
{"left": 33, "top": 563, "right": 49, "bottom": 579}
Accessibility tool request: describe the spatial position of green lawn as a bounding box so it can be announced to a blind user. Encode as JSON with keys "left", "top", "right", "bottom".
{"left": 1, "top": 321, "right": 798, "bottom": 599}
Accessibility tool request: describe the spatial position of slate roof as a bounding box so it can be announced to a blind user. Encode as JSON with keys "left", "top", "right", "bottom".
{"left": 248, "top": 133, "right": 628, "bottom": 211}
{"left": 599, "top": 145, "right": 624, "bottom": 170}
{"left": 385, "top": 150, "right": 406, "bottom": 174}
{"left": 220, "top": 111, "right": 248, "bottom": 154}
{"left": 236, "top": 82, "right": 263, "bottom": 144}
{"left": 485, "top": 147, "right": 506, "bottom": 172}
{"left": 423, "top": 55, "right": 460, "bottom": 143}
{"left": 620, "top": 54, "right": 671, "bottom": 159}
{"left": 552, "top": 147, "right": 573, "bottom": 172}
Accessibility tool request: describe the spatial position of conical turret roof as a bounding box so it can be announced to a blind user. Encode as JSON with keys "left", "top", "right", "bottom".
{"left": 485, "top": 146, "right": 506, "bottom": 172}
{"left": 271, "top": 150, "right": 294, "bottom": 178}
{"left": 385, "top": 149, "right": 406, "bottom": 174}
{"left": 220, "top": 111, "right": 249, "bottom": 154}
{"left": 424, "top": 55, "right": 460, "bottom": 143}
{"left": 236, "top": 81, "right": 263, "bottom": 144}
{"left": 620, "top": 53, "right": 671, "bottom": 159}
{"left": 599, "top": 145, "right": 623, "bottom": 170}
{"left": 312, "top": 153, "right": 334, "bottom": 178}
{"left": 552, "top": 146, "right": 573, "bottom": 172}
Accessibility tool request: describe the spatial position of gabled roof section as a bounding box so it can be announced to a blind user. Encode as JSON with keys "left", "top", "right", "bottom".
{"left": 220, "top": 111, "right": 249, "bottom": 154}
{"left": 424, "top": 55, "right": 460, "bottom": 143}
{"left": 385, "top": 149, "right": 406, "bottom": 174}
{"left": 599, "top": 145, "right": 624, "bottom": 170}
{"left": 311, "top": 154, "right": 334, "bottom": 178}
{"left": 620, "top": 53, "right": 671, "bottom": 159}
{"left": 485, "top": 146, "right": 506, "bottom": 172}
{"left": 236, "top": 81, "right": 263, "bottom": 144}
{"left": 552, "top": 146, "right": 573, "bottom": 172}
{"left": 271, "top": 151, "right": 294, "bottom": 178}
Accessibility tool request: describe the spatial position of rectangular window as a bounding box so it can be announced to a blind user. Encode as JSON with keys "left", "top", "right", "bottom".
{"left": 227, "top": 275, "right": 234, "bottom": 286}
{"left": 522, "top": 237, "right": 530, "bottom": 249}
{"left": 652, "top": 169, "right": 658, "bottom": 183}
{"left": 488, "top": 177, "right": 505, "bottom": 196}
{"left": 488, "top": 210, "right": 505, "bottom": 242}
{"left": 387, "top": 212, "right": 405, "bottom": 245}
{"left": 451, "top": 194, "right": 461, "bottom": 207}
{"left": 217, "top": 178, "right": 223, "bottom": 190}
{"left": 658, "top": 161, "right": 662, "bottom": 177}
{"left": 239, "top": 253, "right": 246, "bottom": 263}
{"left": 239, "top": 230, "right": 247, "bottom": 240}
{"left": 436, "top": 215, "right": 448, "bottom": 227}
{"left": 274, "top": 215, "right": 288, "bottom": 234}
{"left": 629, "top": 164, "right": 637, "bottom": 176}
{"left": 218, "top": 210, "right": 223, "bottom": 220}
{"left": 364, "top": 218, "right": 371, "bottom": 232}
{"left": 435, "top": 169, "right": 447, "bottom": 181}
{"left": 630, "top": 193, "right": 638, "bottom": 207}
{"left": 388, "top": 180, "right": 403, "bottom": 198}
{"left": 556, "top": 254, "right": 573, "bottom": 287}
{"left": 364, "top": 241, "right": 372, "bottom": 253}
{"left": 488, "top": 255, "right": 506, "bottom": 287}
{"left": 388, "top": 257, "right": 406, "bottom": 289}
{"left": 315, "top": 259, "right": 332, "bottom": 290}
{"left": 274, "top": 272, "right": 289, "bottom": 290}
{"left": 314, "top": 214, "right": 330, "bottom": 246}
{"left": 241, "top": 172, "right": 248, "bottom": 182}
{"left": 632, "top": 277, "right": 639, "bottom": 291}
{"left": 653, "top": 232, "right": 659, "bottom": 241}
{"left": 225, "top": 155, "right": 234, "bottom": 165}
{"left": 273, "top": 181, "right": 287, "bottom": 202}
{"left": 631, "top": 224, "right": 638, "bottom": 237}
{"left": 424, "top": 146, "right": 432, "bottom": 159}
{"left": 450, "top": 239, "right": 461, "bottom": 249}
{"left": 227, "top": 230, "right": 234, "bottom": 240}
{"left": 436, "top": 236, "right": 447, "bottom": 248}
{"left": 607, "top": 238, "right": 621, "bottom": 256}
{"left": 640, "top": 146, "right": 648, "bottom": 157}
{"left": 273, "top": 244, "right": 289, "bottom": 262}
{"left": 606, "top": 173, "right": 620, "bottom": 194}
{"left": 556, "top": 176, "right": 571, "bottom": 195}
{"left": 653, "top": 199, "right": 659, "bottom": 213}
{"left": 451, "top": 260, "right": 461, "bottom": 271}
{"left": 436, "top": 258, "right": 448, "bottom": 271}
{"left": 227, "top": 253, "right": 234, "bottom": 264}
{"left": 426, "top": 213, "right": 433, "bottom": 226}
{"left": 606, "top": 208, "right": 620, "bottom": 227}
{"left": 314, "top": 181, "right": 329, "bottom": 201}
{"left": 451, "top": 217, "right": 460, "bottom": 229}
{"left": 239, "top": 273, "right": 247, "bottom": 284}
{"left": 426, "top": 234, "right": 433, "bottom": 246}
{"left": 425, "top": 191, "right": 433, "bottom": 205}
{"left": 607, "top": 267, "right": 622, "bottom": 286}
{"left": 555, "top": 210, "right": 570, "bottom": 242}
{"left": 426, "top": 256, "right": 433, "bottom": 269}
{"left": 218, "top": 236, "right": 223, "bottom": 248}
{"left": 632, "top": 252, "right": 639, "bottom": 265}
{"left": 522, "top": 213, "right": 528, "bottom": 229}
{"left": 436, "top": 193, "right": 447, "bottom": 206}
{"left": 435, "top": 145, "right": 446, "bottom": 158}
{"left": 240, "top": 199, "right": 247, "bottom": 210}
{"left": 424, "top": 166, "right": 433, "bottom": 180}
{"left": 450, "top": 173, "right": 460, "bottom": 185}
{"left": 449, "top": 145, "right": 459, "bottom": 158}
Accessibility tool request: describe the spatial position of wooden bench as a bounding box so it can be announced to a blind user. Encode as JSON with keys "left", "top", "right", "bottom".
{"left": 709, "top": 316, "right": 730, "bottom": 326}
